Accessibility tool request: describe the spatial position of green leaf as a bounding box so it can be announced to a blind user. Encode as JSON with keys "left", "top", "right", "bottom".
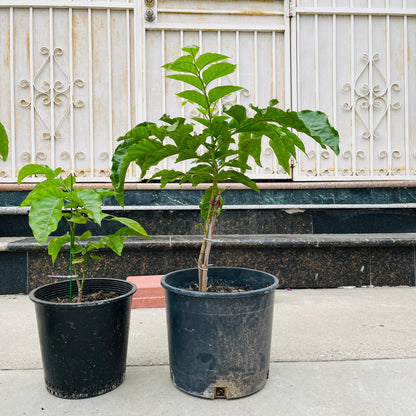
{"left": 182, "top": 44, "right": 199, "bottom": 57}
{"left": 195, "top": 52, "right": 228, "bottom": 70}
{"left": 103, "top": 235, "right": 124, "bottom": 256}
{"left": 80, "top": 230, "right": 92, "bottom": 239}
{"left": 177, "top": 90, "right": 209, "bottom": 110}
{"left": 48, "top": 234, "right": 71, "bottom": 264}
{"left": 217, "top": 170, "right": 259, "bottom": 192}
{"left": 199, "top": 186, "right": 214, "bottom": 222}
{"left": 20, "top": 180, "right": 65, "bottom": 207}
{"left": 108, "top": 216, "right": 149, "bottom": 238}
{"left": 149, "top": 169, "right": 185, "bottom": 188}
{"left": 202, "top": 62, "right": 237, "bottom": 85}
{"left": 76, "top": 189, "right": 105, "bottom": 225}
{"left": 208, "top": 85, "right": 243, "bottom": 104}
{"left": 111, "top": 139, "right": 137, "bottom": 206}
{"left": 162, "top": 55, "right": 198, "bottom": 75}
{"left": 224, "top": 105, "right": 248, "bottom": 123}
{"left": 238, "top": 133, "right": 262, "bottom": 169}
{"left": 0, "top": 122, "right": 9, "bottom": 161}
{"left": 269, "top": 136, "right": 292, "bottom": 174}
{"left": 166, "top": 74, "right": 204, "bottom": 91}
{"left": 297, "top": 110, "right": 340, "bottom": 154}
{"left": 17, "top": 164, "right": 61, "bottom": 184}
{"left": 29, "top": 197, "right": 64, "bottom": 244}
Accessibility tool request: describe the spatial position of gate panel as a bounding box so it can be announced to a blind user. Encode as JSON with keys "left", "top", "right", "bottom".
{"left": 142, "top": 0, "right": 289, "bottom": 180}
{"left": 293, "top": 0, "right": 416, "bottom": 180}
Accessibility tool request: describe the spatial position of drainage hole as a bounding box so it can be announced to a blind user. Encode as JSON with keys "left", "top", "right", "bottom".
{"left": 215, "top": 387, "right": 226, "bottom": 398}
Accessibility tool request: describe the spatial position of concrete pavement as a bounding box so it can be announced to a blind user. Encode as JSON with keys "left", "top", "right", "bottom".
{"left": 1, "top": 287, "right": 416, "bottom": 415}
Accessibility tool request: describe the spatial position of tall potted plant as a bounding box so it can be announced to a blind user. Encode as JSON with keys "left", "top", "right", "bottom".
{"left": 111, "top": 45, "right": 340, "bottom": 399}
{"left": 18, "top": 164, "right": 148, "bottom": 399}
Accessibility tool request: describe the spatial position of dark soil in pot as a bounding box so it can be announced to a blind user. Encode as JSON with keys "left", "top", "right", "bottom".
{"left": 161, "top": 267, "right": 279, "bottom": 399}
{"left": 30, "top": 278, "right": 136, "bottom": 399}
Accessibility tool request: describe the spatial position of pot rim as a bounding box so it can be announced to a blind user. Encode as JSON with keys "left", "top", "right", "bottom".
{"left": 29, "top": 278, "right": 137, "bottom": 307}
{"left": 161, "top": 266, "right": 279, "bottom": 298}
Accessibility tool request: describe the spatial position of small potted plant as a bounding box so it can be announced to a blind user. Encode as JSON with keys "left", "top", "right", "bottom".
{"left": 111, "top": 45, "right": 340, "bottom": 399}
{"left": 18, "top": 163, "right": 148, "bottom": 399}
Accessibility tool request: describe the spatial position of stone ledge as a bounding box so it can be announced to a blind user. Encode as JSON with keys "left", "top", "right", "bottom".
{"left": 4, "top": 233, "right": 416, "bottom": 252}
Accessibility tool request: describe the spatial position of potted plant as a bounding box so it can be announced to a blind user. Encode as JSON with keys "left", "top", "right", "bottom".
{"left": 17, "top": 163, "right": 148, "bottom": 399}
{"left": 111, "top": 45, "right": 340, "bottom": 399}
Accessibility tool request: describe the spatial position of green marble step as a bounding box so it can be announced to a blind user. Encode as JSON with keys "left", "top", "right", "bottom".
{"left": 1, "top": 233, "right": 415, "bottom": 295}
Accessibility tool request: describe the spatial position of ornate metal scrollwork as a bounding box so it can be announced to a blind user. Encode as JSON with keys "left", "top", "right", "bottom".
{"left": 19, "top": 47, "right": 85, "bottom": 143}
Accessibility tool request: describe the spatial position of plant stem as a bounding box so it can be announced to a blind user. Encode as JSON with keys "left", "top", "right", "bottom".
{"left": 197, "top": 190, "right": 220, "bottom": 291}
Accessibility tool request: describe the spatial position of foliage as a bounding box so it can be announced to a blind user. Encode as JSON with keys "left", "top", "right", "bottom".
{"left": 111, "top": 45, "right": 340, "bottom": 291}
{"left": 18, "top": 164, "right": 148, "bottom": 302}
{"left": 0, "top": 122, "right": 9, "bottom": 161}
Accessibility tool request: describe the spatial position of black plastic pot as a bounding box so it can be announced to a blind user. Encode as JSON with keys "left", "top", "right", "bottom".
{"left": 29, "top": 278, "right": 136, "bottom": 399}
{"left": 161, "top": 267, "right": 279, "bottom": 399}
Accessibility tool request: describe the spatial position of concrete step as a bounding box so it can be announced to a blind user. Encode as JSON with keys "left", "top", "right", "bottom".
{"left": 1, "top": 233, "right": 416, "bottom": 295}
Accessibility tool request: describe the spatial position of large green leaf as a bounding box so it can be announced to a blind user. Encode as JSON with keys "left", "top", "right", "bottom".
{"left": 20, "top": 180, "right": 64, "bottom": 207}
{"left": 109, "top": 216, "right": 149, "bottom": 238}
{"left": 76, "top": 189, "right": 105, "bottom": 225}
{"left": 202, "top": 62, "right": 237, "bottom": 85}
{"left": 111, "top": 139, "right": 137, "bottom": 205}
{"left": 0, "top": 122, "right": 9, "bottom": 161}
{"left": 217, "top": 170, "right": 259, "bottom": 192}
{"left": 103, "top": 235, "right": 124, "bottom": 256}
{"left": 297, "top": 110, "right": 340, "bottom": 154}
{"left": 166, "top": 74, "right": 204, "bottom": 92}
{"left": 17, "top": 164, "right": 61, "bottom": 184}
{"left": 208, "top": 85, "right": 243, "bottom": 105}
{"left": 162, "top": 55, "right": 198, "bottom": 75}
{"left": 149, "top": 169, "right": 185, "bottom": 188}
{"left": 177, "top": 90, "right": 209, "bottom": 110}
{"left": 48, "top": 234, "right": 71, "bottom": 264}
{"left": 29, "top": 196, "right": 64, "bottom": 244}
{"left": 195, "top": 52, "right": 228, "bottom": 70}
{"left": 269, "top": 136, "right": 292, "bottom": 174}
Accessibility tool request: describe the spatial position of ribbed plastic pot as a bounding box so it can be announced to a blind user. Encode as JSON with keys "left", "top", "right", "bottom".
{"left": 29, "top": 278, "right": 136, "bottom": 399}
{"left": 161, "top": 267, "right": 279, "bottom": 399}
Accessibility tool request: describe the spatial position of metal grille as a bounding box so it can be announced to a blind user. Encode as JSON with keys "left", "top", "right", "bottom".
{"left": 292, "top": 0, "right": 416, "bottom": 180}
{"left": 1, "top": 0, "right": 415, "bottom": 182}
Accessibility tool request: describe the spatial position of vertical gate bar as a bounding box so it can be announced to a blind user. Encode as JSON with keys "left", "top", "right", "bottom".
{"left": 134, "top": 0, "right": 146, "bottom": 123}
{"left": 126, "top": 9, "right": 131, "bottom": 129}
{"left": 199, "top": 30, "right": 203, "bottom": 53}
{"left": 254, "top": 31, "right": 258, "bottom": 107}
{"left": 29, "top": 7, "right": 36, "bottom": 166}
{"left": 217, "top": 30, "right": 222, "bottom": 116}
{"left": 49, "top": 7, "right": 55, "bottom": 169}
{"left": 332, "top": 4, "right": 338, "bottom": 177}
{"left": 350, "top": 3, "right": 356, "bottom": 175}
{"left": 272, "top": 31, "right": 276, "bottom": 100}
{"left": 180, "top": 30, "right": 184, "bottom": 119}
{"left": 161, "top": 29, "right": 167, "bottom": 170}
{"left": 403, "top": 0, "right": 409, "bottom": 176}
{"left": 88, "top": 4, "right": 94, "bottom": 177}
{"left": 107, "top": 5, "right": 113, "bottom": 161}
{"left": 284, "top": 0, "right": 291, "bottom": 111}
{"left": 69, "top": 6, "right": 75, "bottom": 174}
{"left": 314, "top": 3, "right": 320, "bottom": 176}
{"left": 161, "top": 29, "right": 166, "bottom": 115}
{"left": 9, "top": 7, "right": 16, "bottom": 177}
{"left": 368, "top": 7, "right": 374, "bottom": 176}
{"left": 236, "top": 30, "right": 240, "bottom": 104}
{"left": 386, "top": 9, "right": 392, "bottom": 175}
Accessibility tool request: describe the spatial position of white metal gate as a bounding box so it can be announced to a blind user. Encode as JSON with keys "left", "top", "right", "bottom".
{"left": 292, "top": 0, "right": 416, "bottom": 180}
{"left": 0, "top": 0, "right": 415, "bottom": 183}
